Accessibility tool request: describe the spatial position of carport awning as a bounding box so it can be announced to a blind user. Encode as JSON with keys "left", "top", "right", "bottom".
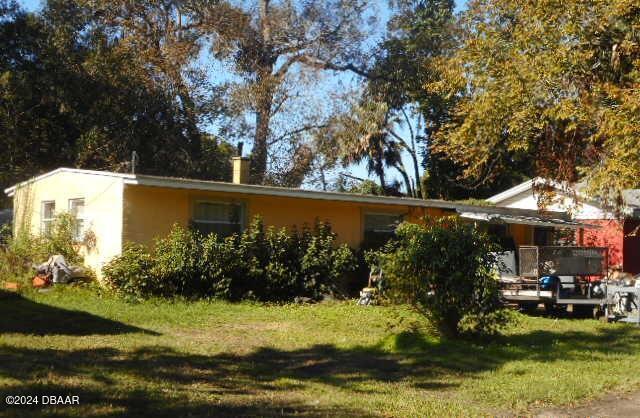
{"left": 457, "top": 211, "right": 600, "bottom": 229}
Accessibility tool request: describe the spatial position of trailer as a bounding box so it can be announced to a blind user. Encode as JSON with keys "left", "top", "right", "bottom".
{"left": 499, "top": 246, "right": 640, "bottom": 322}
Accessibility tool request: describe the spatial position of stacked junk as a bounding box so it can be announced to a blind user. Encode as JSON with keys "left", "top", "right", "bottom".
{"left": 498, "top": 246, "right": 640, "bottom": 323}
{"left": 358, "top": 245, "right": 640, "bottom": 323}
{"left": 32, "top": 255, "right": 87, "bottom": 289}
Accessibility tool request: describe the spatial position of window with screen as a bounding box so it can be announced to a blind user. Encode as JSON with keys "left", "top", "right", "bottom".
{"left": 68, "top": 198, "right": 85, "bottom": 241}
{"left": 41, "top": 201, "right": 55, "bottom": 236}
{"left": 192, "top": 201, "right": 244, "bottom": 237}
{"left": 364, "top": 213, "right": 403, "bottom": 247}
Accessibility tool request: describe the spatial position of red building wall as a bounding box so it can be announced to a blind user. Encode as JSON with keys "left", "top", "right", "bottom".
{"left": 623, "top": 220, "right": 640, "bottom": 275}
{"left": 577, "top": 219, "right": 624, "bottom": 269}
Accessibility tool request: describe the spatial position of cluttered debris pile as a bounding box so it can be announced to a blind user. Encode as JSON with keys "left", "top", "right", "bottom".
{"left": 357, "top": 267, "right": 384, "bottom": 306}
{"left": 32, "top": 255, "right": 87, "bottom": 288}
{"left": 498, "top": 246, "right": 640, "bottom": 324}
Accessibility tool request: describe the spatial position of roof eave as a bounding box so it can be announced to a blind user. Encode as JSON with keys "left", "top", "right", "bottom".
{"left": 124, "top": 176, "right": 459, "bottom": 209}
{"left": 487, "top": 179, "right": 535, "bottom": 203}
{"left": 124, "top": 175, "right": 572, "bottom": 219}
{"left": 4, "top": 167, "right": 134, "bottom": 198}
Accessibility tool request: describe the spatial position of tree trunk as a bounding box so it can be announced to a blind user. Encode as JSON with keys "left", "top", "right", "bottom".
{"left": 437, "top": 310, "right": 461, "bottom": 339}
{"left": 375, "top": 159, "right": 386, "bottom": 194}
{"left": 251, "top": 83, "right": 273, "bottom": 184}
{"left": 409, "top": 148, "right": 422, "bottom": 198}
{"left": 394, "top": 161, "right": 414, "bottom": 197}
{"left": 319, "top": 165, "right": 328, "bottom": 191}
{"left": 250, "top": 0, "right": 274, "bottom": 184}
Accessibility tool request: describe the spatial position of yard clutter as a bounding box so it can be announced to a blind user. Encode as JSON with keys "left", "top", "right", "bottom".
{"left": 498, "top": 246, "right": 640, "bottom": 323}
{"left": 357, "top": 267, "right": 384, "bottom": 306}
{"left": 33, "top": 255, "right": 87, "bottom": 288}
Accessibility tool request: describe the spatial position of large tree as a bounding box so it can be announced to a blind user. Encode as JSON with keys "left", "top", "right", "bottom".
{"left": 349, "top": 0, "right": 517, "bottom": 200}
{"left": 320, "top": 100, "right": 418, "bottom": 196}
{"left": 0, "top": 0, "right": 233, "bottom": 207}
{"left": 313, "top": 0, "right": 458, "bottom": 198}
{"left": 88, "top": 0, "right": 375, "bottom": 186}
{"left": 428, "top": 0, "right": 640, "bottom": 205}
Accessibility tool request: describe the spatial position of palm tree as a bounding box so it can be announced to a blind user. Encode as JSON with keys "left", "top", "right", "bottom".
{"left": 333, "top": 101, "right": 421, "bottom": 197}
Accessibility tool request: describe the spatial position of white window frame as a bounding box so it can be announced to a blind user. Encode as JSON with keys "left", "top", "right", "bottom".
{"left": 68, "top": 198, "right": 86, "bottom": 241}
{"left": 191, "top": 200, "right": 245, "bottom": 235}
{"left": 41, "top": 200, "right": 56, "bottom": 235}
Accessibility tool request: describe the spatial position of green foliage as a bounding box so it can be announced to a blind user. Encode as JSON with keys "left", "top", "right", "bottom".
{"left": 371, "top": 216, "right": 510, "bottom": 337}
{"left": 0, "top": 213, "right": 83, "bottom": 280}
{"left": 101, "top": 243, "right": 158, "bottom": 298}
{"left": 428, "top": 0, "right": 640, "bottom": 204}
{"left": 0, "top": 223, "right": 10, "bottom": 245}
{"left": 0, "top": 1, "right": 233, "bottom": 206}
{"left": 337, "top": 179, "right": 386, "bottom": 196}
{"left": 5, "top": 287, "right": 640, "bottom": 416}
{"left": 44, "top": 213, "right": 83, "bottom": 264}
{"left": 453, "top": 198, "right": 495, "bottom": 207}
{"left": 102, "top": 217, "right": 357, "bottom": 301}
{"left": 153, "top": 226, "right": 204, "bottom": 297}
{"left": 89, "top": 0, "right": 372, "bottom": 186}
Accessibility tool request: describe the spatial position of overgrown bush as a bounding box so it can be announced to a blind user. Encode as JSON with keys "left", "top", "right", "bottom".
{"left": 370, "top": 216, "right": 511, "bottom": 338}
{"left": 0, "top": 213, "right": 83, "bottom": 280}
{"left": 101, "top": 243, "right": 157, "bottom": 298}
{"left": 102, "top": 217, "right": 357, "bottom": 301}
{"left": 153, "top": 226, "right": 203, "bottom": 297}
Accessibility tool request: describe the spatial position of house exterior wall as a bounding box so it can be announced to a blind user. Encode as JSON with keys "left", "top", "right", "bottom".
{"left": 7, "top": 170, "right": 541, "bottom": 281}
{"left": 493, "top": 185, "right": 635, "bottom": 272}
{"left": 576, "top": 219, "right": 624, "bottom": 268}
{"left": 623, "top": 220, "right": 640, "bottom": 275}
{"left": 11, "top": 171, "right": 124, "bottom": 277}
{"left": 509, "top": 224, "right": 534, "bottom": 246}
{"left": 122, "top": 184, "right": 450, "bottom": 249}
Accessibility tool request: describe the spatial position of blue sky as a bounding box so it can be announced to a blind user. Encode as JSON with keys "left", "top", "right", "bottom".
{"left": 17, "top": 0, "right": 468, "bottom": 189}
{"left": 18, "top": 1, "right": 469, "bottom": 15}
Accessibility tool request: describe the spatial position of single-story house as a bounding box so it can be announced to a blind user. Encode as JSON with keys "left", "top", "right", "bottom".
{"left": 488, "top": 178, "right": 640, "bottom": 274}
{"left": 4, "top": 160, "right": 589, "bottom": 279}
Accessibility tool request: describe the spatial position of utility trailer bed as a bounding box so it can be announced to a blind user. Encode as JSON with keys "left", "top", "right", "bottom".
{"left": 501, "top": 289, "right": 553, "bottom": 301}
{"left": 498, "top": 246, "right": 609, "bottom": 309}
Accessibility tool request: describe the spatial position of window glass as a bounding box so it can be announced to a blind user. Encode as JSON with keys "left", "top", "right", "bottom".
{"left": 41, "top": 201, "right": 55, "bottom": 235}
{"left": 68, "top": 198, "right": 85, "bottom": 240}
{"left": 364, "top": 213, "right": 403, "bottom": 247}
{"left": 534, "top": 226, "right": 554, "bottom": 246}
{"left": 69, "top": 198, "right": 85, "bottom": 218}
{"left": 192, "top": 201, "right": 243, "bottom": 237}
{"left": 487, "top": 223, "right": 516, "bottom": 250}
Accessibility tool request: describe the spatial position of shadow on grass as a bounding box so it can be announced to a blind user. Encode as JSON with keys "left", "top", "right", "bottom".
{"left": 1, "top": 382, "right": 370, "bottom": 418}
{"left": 2, "top": 323, "right": 640, "bottom": 417}
{"left": 0, "top": 290, "right": 156, "bottom": 336}
{"left": 2, "top": 290, "right": 640, "bottom": 416}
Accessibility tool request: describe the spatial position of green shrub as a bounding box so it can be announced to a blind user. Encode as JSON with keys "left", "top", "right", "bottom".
{"left": 44, "top": 213, "right": 83, "bottom": 264}
{"left": 370, "top": 216, "right": 510, "bottom": 338}
{"left": 102, "top": 243, "right": 158, "bottom": 298}
{"left": 0, "top": 223, "right": 11, "bottom": 245}
{"left": 102, "top": 216, "right": 357, "bottom": 302}
{"left": 153, "top": 225, "right": 203, "bottom": 297}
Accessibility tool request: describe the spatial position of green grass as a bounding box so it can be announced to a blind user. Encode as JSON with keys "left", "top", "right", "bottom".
{"left": 2, "top": 286, "right": 640, "bottom": 417}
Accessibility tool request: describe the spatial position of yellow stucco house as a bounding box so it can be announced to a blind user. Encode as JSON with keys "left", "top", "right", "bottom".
{"left": 4, "top": 159, "right": 583, "bottom": 278}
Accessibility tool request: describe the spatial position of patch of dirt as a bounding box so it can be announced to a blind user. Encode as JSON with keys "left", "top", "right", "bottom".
{"left": 535, "top": 391, "right": 640, "bottom": 417}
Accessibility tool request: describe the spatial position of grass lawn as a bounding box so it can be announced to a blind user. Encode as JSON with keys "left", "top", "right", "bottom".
{"left": 2, "top": 286, "right": 640, "bottom": 417}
